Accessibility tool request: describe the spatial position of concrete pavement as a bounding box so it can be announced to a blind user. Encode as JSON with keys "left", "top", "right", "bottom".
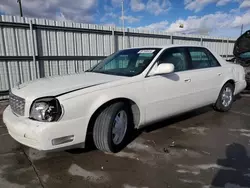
{"left": 1, "top": 96, "right": 250, "bottom": 188}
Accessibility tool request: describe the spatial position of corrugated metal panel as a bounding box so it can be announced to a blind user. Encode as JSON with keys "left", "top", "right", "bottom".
{"left": 0, "top": 15, "right": 237, "bottom": 95}
{"left": 0, "top": 61, "right": 8, "bottom": 90}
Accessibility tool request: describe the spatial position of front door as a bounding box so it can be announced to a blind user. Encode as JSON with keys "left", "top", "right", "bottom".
{"left": 143, "top": 47, "right": 197, "bottom": 124}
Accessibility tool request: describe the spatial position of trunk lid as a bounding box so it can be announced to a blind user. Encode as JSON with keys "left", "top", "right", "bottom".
{"left": 233, "top": 30, "right": 250, "bottom": 60}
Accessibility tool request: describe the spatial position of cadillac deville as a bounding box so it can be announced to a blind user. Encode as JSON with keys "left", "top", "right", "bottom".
{"left": 3, "top": 45, "right": 247, "bottom": 153}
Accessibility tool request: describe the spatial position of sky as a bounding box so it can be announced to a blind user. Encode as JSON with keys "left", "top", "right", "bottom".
{"left": 0, "top": 0, "right": 250, "bottom": 38}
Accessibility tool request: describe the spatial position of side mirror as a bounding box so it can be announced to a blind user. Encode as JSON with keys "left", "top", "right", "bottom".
{"left": 153, "top": 63, "right": 174, "bottom": 75}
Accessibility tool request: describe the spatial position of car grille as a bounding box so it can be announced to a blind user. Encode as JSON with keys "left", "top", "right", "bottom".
{"left": 9, "top": 92, "right": 25, "bottom": 116}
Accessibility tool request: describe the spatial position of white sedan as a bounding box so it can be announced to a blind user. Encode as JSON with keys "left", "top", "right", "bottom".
{"left": 3, "top": 45, "right": 247, "bottom": 153}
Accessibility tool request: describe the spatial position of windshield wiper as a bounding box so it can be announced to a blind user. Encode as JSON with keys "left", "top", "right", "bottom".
{"left": 91, "top": 70, "right": 131, "bottom": 76}
{"left": 90, "top": 70, "right": 111, "bottom": 75}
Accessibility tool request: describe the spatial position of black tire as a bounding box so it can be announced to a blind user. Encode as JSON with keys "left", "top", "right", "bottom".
{"left": 93, "top": 102, "right": 133, "bottom": 153}
{"left": 214, "top": 83, "right": 234, "bottom": 112}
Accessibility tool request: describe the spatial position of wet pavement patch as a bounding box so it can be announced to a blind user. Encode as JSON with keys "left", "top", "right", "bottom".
{"left": 0, "top": 152, "right": 41, "bottom": 188}
{"left": 169, "top": 126, "right": 210, "bottom": 135}
{"left": 68, "top": 164, "right": 110, "bottom": 183}
{"left": 0, "top": 134, "right": 22, "bottom": 154}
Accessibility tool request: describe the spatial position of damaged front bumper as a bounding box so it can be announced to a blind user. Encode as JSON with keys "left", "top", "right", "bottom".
{"left": 3, "top": 106, "right": 89, "bottom": 151}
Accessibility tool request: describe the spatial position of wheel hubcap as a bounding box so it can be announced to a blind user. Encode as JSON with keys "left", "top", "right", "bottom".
{"left": 112, "top": 110, "right": 128, "bottom": 145}
{"left": 222, "top": 87, "right": 233, "bottom": 107}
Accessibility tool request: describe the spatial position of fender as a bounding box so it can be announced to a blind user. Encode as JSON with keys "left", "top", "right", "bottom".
{"left": 219, "top": 67, "right": 237, "bottom": 94}
{"left": 88, "top": 92, "right": 145, "bottom": 127}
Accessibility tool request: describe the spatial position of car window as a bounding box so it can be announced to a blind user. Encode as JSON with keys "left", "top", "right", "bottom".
{"left": 158, "top": 47, "right": 189, "bottom": 72}
{"left": 239, "top": 52, "right": 250, "bottom": 59}
{"left": 90, "top": 48, "right": 161, "bottom": 76}
{"left": 204, "top": 49, "right": 221, "bottom": 67}
{"left": 104, "top": 55, "right": 129, "bottom": 70}
{"left": 188, "top": 47, "right": 220, "bottom": 69}
{"left": 103, "top": 52, "right": 155, "bottom": 71}
{"left": 135, "top": 53, "right": 154, "bottom": 67}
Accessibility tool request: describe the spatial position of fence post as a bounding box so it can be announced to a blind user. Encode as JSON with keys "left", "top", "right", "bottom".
{"left": 5, "top": 61, "right": 11, "bottom": 90}
{"left": 200, "top": 36, "right": 203, "bottom": 46}
{"left": 226, "top": 38, "right": 229, "bottom": 58}
{"left": 112, "top": 26, "right": 115, "bottom": 53}
{"left": 34, "top": 24, "right": 45, "bottom": 78}
{"left": 0, "top": 23, "right": 11, "bottom": 91}
{"left": 29, "top": 20, "right": 36, "bottom": 79}
{"left": 170, "top": 34, "right": 173, "bottom": 44}
{"left": 222, "top": 39, "right": 224, "bottom": 58}
{"left": 127, "top": 28, "right": 130, "bottom": 48}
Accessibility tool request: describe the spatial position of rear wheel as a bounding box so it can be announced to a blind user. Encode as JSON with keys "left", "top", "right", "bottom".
{"left": 214, "top": 83, "right": 234, "bottom": 112}
{"left": 93, "top": 102, "right": 133, "bottom": 153}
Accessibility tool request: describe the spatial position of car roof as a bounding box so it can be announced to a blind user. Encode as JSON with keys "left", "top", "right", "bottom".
{"left": 123, "top": 44, "right": 206, "bottom": 50}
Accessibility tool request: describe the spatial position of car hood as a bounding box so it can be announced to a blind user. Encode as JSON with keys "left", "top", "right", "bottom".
{"left": 11, "top": 72, "right": 125, "bottom": 99}
{"left": 233, "top": 30, "right": 250, "bottom": 57}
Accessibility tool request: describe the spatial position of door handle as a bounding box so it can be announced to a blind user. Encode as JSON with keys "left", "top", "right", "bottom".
{"left": 184, "top": 78, "right": 191, "bottom": 83}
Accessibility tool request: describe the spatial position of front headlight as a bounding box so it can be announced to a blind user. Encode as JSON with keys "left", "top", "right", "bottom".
{"left": 30, "top": 97, "right": 62, "bottom": 122}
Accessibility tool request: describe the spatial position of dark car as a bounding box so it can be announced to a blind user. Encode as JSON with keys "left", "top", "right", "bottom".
{"left": 227, "top": 30, "right": 250, "bottom": 88}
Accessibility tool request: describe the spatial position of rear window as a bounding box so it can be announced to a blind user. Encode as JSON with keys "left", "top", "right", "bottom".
{"left": 188, "top": 47, "right": 220, "bottom": 69}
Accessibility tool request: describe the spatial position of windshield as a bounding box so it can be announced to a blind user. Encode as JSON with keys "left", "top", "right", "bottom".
{"left": 88, "top": 48, "right": 161, "bottom": 76}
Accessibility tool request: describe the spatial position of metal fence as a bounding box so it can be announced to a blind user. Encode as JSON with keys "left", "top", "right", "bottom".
{"left": 0, "top": 15, "right": 236, "bottom": 99}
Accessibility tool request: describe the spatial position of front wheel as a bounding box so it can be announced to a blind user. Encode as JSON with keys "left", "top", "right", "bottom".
{"left": 93, "top": 102, "right": 133, "bottom": 153}
{"left": 214, "top": 83, "right": 234, "bottom": 112}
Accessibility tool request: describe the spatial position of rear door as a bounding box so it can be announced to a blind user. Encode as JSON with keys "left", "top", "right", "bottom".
{"left": 186, "top": 47, "right": 225, "bottom": 106}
